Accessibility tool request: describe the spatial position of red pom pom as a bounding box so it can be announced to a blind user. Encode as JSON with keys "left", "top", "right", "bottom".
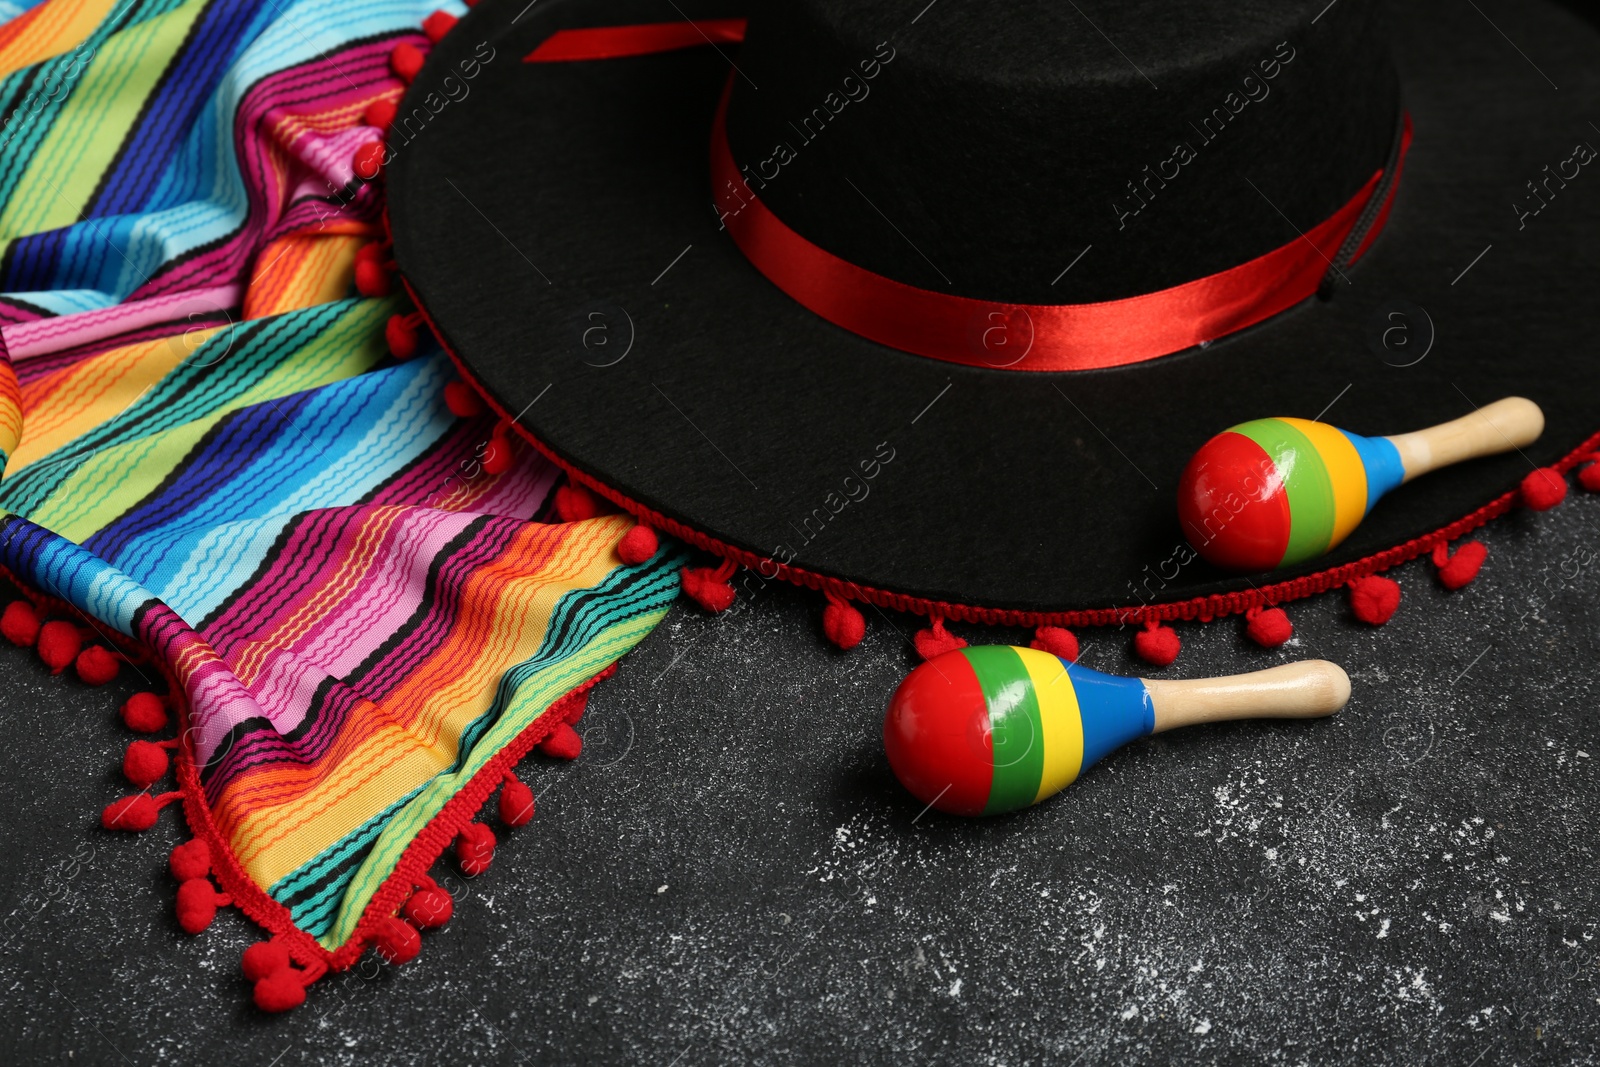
{"left": 554, "top": 484, "right": 601, "bottom": 522}
{"left": 176, "top": 877, "right": 221, "bottom": 935}
{"left": 1521, "top": 467, "right": 1568, "bottom": 511}
{"left": 1349, "top": 575, "right": 1402, "bottom": 625}
{"left": 37, "top": 620, "right": 81, "bottom": 674}
{"left": 123, "top": 740, "right": 170, "bottom": 788}
{"left": 422, "top": 10, "right": 457, "bottom": 41}
{"left": 499, "top": 775, "right": 535, "bottom": 826}
{"left": 1029, "top": 626, "right": 1079, "bottom": 661}
{"left": 354, "top": 258, "right": 391, "bottom": 297}
{"left": 680, "top": 565, "right": 736, "bottom": 613}
{"left": 913, "top": 617, "right": 966, "bottom": 662}
{"left": 1432, "top": 540, "right": 1487, "bottom": 590}
{"left": 170, "top": 838, "right": 211, "bottom": 882}
{"left": 352, "top": 140, "right": 385, "bottom": 182}
{"left": 443, "top": 381, "right": 485, "bottom": 418}
{"left": 822, "top": 596, "right": 866, "bottom": 650}
{"left": 456, "top": 822, "right": 496, "bottom": 877}
{"left": 538, "top": 721, "right": 582, "bottom": 760}
{"left": 241, "top": 940, "right": 291, "bottom": 982}
{"left": 616, "top": 524, "right": 658, "bottom": 565}
{"left": 481, "top": 432, "right": 513, "bottom": 475}
{"left": 385, "top": 313, "right": 418, "bottom": 360}
{"left": 101, "top": 793, "right": 160, "bottom": 832}
{"left": 1580, "top": 460, "right": 1600, "bottom": 493}
{"left": 390, "top": 41, "right": 426, "bottom": 83}
{"left": 254, "top": 970, "right": 306, "bottom": 1013}
{"left": 404, "top": 885, "right": 454, "bottom": 928}
{"left": 373, "top": 915, "right": 422, "bottom": 965}
{"left": 1133, "top": 620, "right": 1181, "bottom": 667}
{"left": 120, "top": 691, "right": 168, "bottom": 733}
{"left": 1, "top": 600, "right": 39, "bottom": 646}
{"left": 1245, "top": 607, "right": 1293, "bottom": 648}
{"left": 363, "top": 97, "right": 397, "bottom": 131}
{"left": 75, "top": 644, "right": 119, "bottom": 685}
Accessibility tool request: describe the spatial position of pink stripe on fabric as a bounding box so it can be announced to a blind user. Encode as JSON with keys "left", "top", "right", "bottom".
{"left": 1, "top": 284, "right": 242, "bottom": 361}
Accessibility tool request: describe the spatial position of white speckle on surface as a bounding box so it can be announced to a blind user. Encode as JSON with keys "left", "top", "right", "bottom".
{"left": 1194, "top": 1019, "right": 1212, "bottom": 1035}
{"left": 656, "top": 884, "right": 668, "bottom": 894}
{"left": 1377, "top": 918, "right": 1391, "bottom": 939}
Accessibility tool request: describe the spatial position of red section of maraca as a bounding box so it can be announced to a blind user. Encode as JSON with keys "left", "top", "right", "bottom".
{"left": 882, "top": 651, "right": 992, "bottom": 817}
{"left": 1177, "top": 431, "right": 1291, "bottom": 572}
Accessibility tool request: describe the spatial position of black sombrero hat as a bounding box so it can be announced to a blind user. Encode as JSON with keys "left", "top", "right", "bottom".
{"left": 385, "top": 0, "right": 1600, "bottom": 636}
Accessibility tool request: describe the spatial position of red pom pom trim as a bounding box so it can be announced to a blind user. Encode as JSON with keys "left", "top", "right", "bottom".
{"left": 101, "top": 790, "right": 181, "bottom": 832}
{"left": 120, "top": 691, "right": 169, "bottom": 733}
{"left": 363, "top": 96, "right": 398, "bottom": 131}
{"left": 37, "top": 619, "right": 80, "bottom": 674}
{"left": 75, "top": 644, "right": 120, "bottom": 685}
{"left": 352, "top": 140, "right": 386, "bottom": 182}
{"left": 385, "top": 311, "right": 424, "bottom": 360}
{"left": 537, "top": 721, "right": 582, "bottom": 760}
{"left": 481, "top": 430, "right": 513, "bottom": 475}
{"left": 456, "top": 822, "right": 496, "bottom": 877}
{"left": 443, "top": 380, "right": 486, "bottom": 418}
{"left": 1, "top": 600, "right": 39, "bottom": 646}
{"left": 1244, "top": 606, "right": 1293, "bottom": 648}
{"left": 389, "top": 41, "right": 426, "bottom": 83}
{"left": 554, "top": 483, "right": 602, "bottom": 522}
{"left": 422, "top": 10, "right": 458, "bottom": 42}
{"left": 616, "top": 523, "right": 659, "bottom": 565}
{"left": 354, "top": 257, "right": 392, "bottom": 298}
{"left": 176, "top": 876, "right": 230, "bottom": 935}
{"left": 1133, "top": 619, "right": 1181, "bottom": 667}
{"left": 1349, "top": 575, "right": 1402, "bottom": 625}
{"left": 913, "top": 616, "right": 966, "bottom": 661}
{"left": 404, "top": 880, "right": 455, "bottom": 928}
{"left": 242, "top": 939, "right": 292, "bottom": 983}
{"left": 681, "top": 559, "right": 737, "bottom": 613}
{"left": 1520, "top": 467, "right": 1568, "bottom": 511}
{"left": 1029, "top": 625, "right": 1079, "bottom": 661}
{"left": 822, "top": 592, "right": 866, "bottom": 650}
{"left": 122, "top": 739, "right": 172, "bottom": 788}
{"left": 373, "top": 915, "right": 422, "bottom": 965}
{"left": 170, "top": 838, "right": 212, "bottom": 883}
{"left": 498, "top": 771, "right": 535, "bottom": 826}
{"left": 1431, "top": 540, "right": 1487, "bottom": 590}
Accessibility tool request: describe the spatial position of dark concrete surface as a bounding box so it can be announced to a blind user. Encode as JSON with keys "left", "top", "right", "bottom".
{"left": 1, "top": 490, "right": 1597, "bottom": 1065}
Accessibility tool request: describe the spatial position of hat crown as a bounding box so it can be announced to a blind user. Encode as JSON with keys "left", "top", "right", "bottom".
{"left": 725, "top": 0, "right": 1399, "bottom": 304}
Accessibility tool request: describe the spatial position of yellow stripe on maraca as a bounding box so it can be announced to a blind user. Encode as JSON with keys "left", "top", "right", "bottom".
{"left": 1014, "top": 647, "right": 1085, "bottom": 802}
{"left": 1275, "top": 417, "right": 1370, "bottom": 550}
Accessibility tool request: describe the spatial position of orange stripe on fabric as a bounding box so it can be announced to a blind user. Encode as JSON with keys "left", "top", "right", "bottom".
{"left": 213, "top": 515, "right": 583, "bottom": 829}
{"left": 219, "top": 518, "right": 626, "bottom": 871}
{"left": 0, "top": 0, "right": 116, "bottom": 79}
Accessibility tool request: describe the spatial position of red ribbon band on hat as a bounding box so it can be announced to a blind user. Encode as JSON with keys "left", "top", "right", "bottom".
{"left": 528, "top": 19, "right": 1411, "bottom": 372}
{"left": 524, "top": 19, "right": 748, "bottom": 63}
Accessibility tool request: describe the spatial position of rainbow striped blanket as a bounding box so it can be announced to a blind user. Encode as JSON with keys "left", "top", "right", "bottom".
{"left": 0, "top": 0, "right": 682, "bottom": 978}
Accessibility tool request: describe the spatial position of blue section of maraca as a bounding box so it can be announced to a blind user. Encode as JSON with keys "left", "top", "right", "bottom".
{"left": 1060, "top": 659, "right": 1155, "bottom": 772}
{"left": 1341, "top": 429, "right": 1406, "bottom": 514}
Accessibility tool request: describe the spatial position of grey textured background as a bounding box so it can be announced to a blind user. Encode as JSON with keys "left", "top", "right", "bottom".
{"left": 0, "top": 486, "right": 1596, "bottom": 1065}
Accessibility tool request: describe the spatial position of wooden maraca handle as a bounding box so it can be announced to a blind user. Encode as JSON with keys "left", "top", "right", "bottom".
{"left": 1144, "top": 660, "right": 1350, "bottom": 733}
{"left": 1384, "top": 396, "right": 1544, "bottom": 483}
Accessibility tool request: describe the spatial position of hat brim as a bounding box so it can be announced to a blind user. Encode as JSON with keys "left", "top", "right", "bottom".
{"left": 390, "top": 0, "right": 1600, "bottom": 619}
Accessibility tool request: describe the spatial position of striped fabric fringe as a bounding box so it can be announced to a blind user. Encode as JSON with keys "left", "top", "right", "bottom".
{"left": 0, "top": 0, "right": 682, "bottom": 997}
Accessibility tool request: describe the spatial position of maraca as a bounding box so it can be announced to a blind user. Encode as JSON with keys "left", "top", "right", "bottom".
{"left": 883, "top": 645, "right": 1349, "bottom": 816}
{"left": 1178, "top": 397, "right": 1544, "bottom": 571}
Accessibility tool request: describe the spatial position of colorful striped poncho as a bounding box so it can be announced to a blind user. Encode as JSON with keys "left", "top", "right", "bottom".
{"left": 0, "top": 0, "right": 683, "bottom": 991}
